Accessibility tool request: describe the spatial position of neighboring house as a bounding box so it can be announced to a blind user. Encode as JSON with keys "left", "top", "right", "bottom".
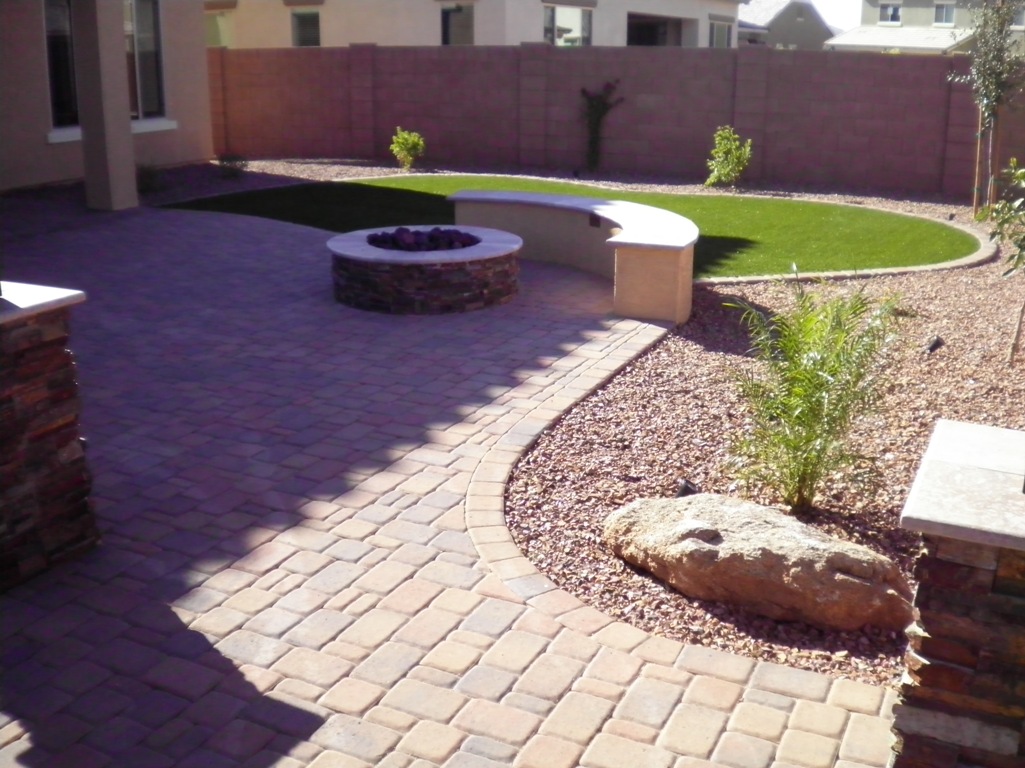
{"left": 204, "top": 0, "right": 745, "bottom": 49}
{"left": 0, "top": 0, "right": 214, "bottom": 208}
{"left": 826, "top": 0, "right": 1025, "bottom": 54}
{"left": 737, "top": 0, "right": 836, "bottom": 50}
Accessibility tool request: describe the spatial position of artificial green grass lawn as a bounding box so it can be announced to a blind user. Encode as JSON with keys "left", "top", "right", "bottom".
{"left": 172, "top": 174, "right": 979, "bottom": 279}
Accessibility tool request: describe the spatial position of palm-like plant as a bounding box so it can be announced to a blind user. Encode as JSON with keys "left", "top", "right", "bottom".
{"left": 729, "top": 282, "right": 900, "bottom": 513}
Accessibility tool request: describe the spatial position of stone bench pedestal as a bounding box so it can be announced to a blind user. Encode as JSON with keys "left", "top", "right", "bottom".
{"left": 893, "top": 419, "right": 1025, "bottom": 767}
{"left": 1, "top": 282, "right": 98, "bottom": 590}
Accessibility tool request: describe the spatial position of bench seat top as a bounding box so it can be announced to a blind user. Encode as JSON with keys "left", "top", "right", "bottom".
{"left": 447, "top": 190, "right": 699, "bottom": 250}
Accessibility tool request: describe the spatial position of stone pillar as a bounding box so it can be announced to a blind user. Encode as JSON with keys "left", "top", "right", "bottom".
{"left": 70, "top": 0, "right": 139, "bottom": 211}
{"left": 893, "top": 419, "right": 1025, "bottom": 767}
{"left": 0, "top": 283, "right": 99, "bottom": 590}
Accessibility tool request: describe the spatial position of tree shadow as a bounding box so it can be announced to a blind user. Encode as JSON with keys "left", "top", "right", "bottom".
{"left": 0, "top": 188, "right": 624, "bottom": 765}
{"left": 694, "top": 234, "right": 758, "bottom": 276}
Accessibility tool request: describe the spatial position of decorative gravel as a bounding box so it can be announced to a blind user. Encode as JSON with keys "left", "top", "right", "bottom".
{"left": 157, "top": 160, "right": 1024, "bottom": 687}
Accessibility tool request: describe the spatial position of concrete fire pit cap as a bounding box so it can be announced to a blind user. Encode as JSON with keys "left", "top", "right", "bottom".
{"left": 327, "top": 225, "right": 523, "bottom": 265}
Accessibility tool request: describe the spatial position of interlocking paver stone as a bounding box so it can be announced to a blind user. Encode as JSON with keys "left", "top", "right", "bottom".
{"left": 284, "top": 610, "right": 357, "bottom": 650}
{"left": 538, "top": 691, "right": 614, "bottom": 744}
{"left": 837, "top": 714, "right": 895, "bottom": 766}
{"left": 750, "top": 663, "right": 832, "bottom": 702}
{"left": 312, "top": 713, "right": 402, "bottom": 763}
{"left": 658, "top": 703, "right": 729, "bottom": 758}
{"left": 615, "top": 676, "right": 683, "bottom": 728}
{"left": 728, "top": 702, "right": 790, "bottom": 742}
{"left": 422, "top": 641, "right": 484, "bottom": 676}
{"left": 452, "top": 699, "right": 542, "bottom": 746}
{"left": 789, "top": 700, "right": 849, "bottom": 738}
{"left": 776, "top": 729, "right": 840, "bottom": 768}
{"left": 381, "top": 679, "right": 468, "bottom": 722}
{"left": 580, "top": 733, "right": 675, "bottom": 768}
{"left": 683, "top": 675, "right": 745, "bottom": 712}
{"left": 455, "top": 665, "right": 518, "bottom": 701}
{"left": 216, "top": 631, "right": 293, "bottom": 667}
{"left": 273, "top": 647, "right": 352, "bottom": 688}
{"left": 516, "top": 734, "right": 583, "bottom": 768}
{"left": 351, "top": 642, "right": 426, "bottom": 687}
{"left": 710, "top": 731, "right": 777, "bottom": 768}
{"left": 393, "top": 608, "right": 463, "bottom": 648}
{"left": 397, "top": 720, "right": 465, "bottom": 762}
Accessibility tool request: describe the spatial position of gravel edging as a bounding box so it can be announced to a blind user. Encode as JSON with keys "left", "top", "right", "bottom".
{"left": 154, "top": 160, "right": 1022, "bottom": 687}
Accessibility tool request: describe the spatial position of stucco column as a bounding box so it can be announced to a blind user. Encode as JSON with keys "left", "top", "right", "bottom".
{"left": 71, "top": 0, "right": 138, "bottom": 211}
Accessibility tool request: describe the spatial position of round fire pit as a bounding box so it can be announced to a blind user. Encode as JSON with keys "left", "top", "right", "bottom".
{"left": 328, "top": 225, "right": 522, "bottom": 315}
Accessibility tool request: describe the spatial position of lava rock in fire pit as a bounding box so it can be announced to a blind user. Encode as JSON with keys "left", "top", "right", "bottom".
{"left": 366, "top": 226, "right": 482, "bottom": 252}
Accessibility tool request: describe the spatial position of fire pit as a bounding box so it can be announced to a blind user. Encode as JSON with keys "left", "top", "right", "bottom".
{"left": 328, "top": 225, "right": 521, "bottom": 315}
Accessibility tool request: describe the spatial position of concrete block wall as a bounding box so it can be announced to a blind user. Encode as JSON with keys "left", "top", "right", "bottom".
{"left": 208, "top": 45, "right": 1025, "bottom": 199}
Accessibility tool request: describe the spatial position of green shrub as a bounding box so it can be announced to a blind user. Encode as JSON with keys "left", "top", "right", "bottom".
{"left": 986, "top": 157, "right": 1025, "bottom": 277}
{"left": 390, "top": 127, "right": 426, "bottom": 172}
{"left": 705, "top": 125, "right": 752, "bottom": 188}
{"left": 728, "top": 281, "right": 900, "bottom": 513}
{"left": 580, "top": 80, "right": 625, "bottom": 172}
{"left": 217, "top": 153, "right": 249, "bottom": 179}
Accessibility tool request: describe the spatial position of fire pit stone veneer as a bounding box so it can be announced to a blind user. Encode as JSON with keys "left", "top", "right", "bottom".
{"left": 329, "top": 225, "right": 522, "bottom": 315}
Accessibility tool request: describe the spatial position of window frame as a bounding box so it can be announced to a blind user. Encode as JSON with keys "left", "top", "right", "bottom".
{"left": 933, "top": 2, "right": 955, "bottom": 27}
{"left": 708, "top": 19, "right": 732, "bottom": 48}
{"left": 543, "top": 4, "right": 593, "bottom": 46}
{"left": 878, "top": 2, "right": 902, "bottom": 25}
{"left": 44, "top": 0, "right": 171, "bottom": 131}
{"left": 291, "top": 11, "right": 321, "bottom": 47}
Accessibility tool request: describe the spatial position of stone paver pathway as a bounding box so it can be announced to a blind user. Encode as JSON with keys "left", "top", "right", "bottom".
{"left": 1, "top": 193, "right": 895, "bottom": 767}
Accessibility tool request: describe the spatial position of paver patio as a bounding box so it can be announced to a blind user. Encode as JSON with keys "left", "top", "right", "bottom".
{"left": 1, "top": 188, "right": 896, "bottom": 767}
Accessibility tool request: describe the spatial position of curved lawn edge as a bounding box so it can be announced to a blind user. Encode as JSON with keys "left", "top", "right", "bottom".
{"left": 356, "top": 173, "right": 989, "bottom": 280}
{"left": 695, "top": 215, "right": 996, "bottom": 286}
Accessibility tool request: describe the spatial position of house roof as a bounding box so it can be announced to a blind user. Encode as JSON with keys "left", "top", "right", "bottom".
{"left": 825, "top": 25, "right": 973, "bottom": 53}
{"left": 737, "top": 0, "right": 811, "bottom": 28}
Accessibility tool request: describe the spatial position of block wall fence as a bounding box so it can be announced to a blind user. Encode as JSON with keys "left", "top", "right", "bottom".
{"left": 207, "top": 45, "right": 1025, "bottom": 199}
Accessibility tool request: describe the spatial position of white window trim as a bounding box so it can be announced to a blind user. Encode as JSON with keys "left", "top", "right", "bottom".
{"left": 933, "top": 1, "right": 955, "bottom": 27}
{"left": 878, "top": 2, "right": 902, "bottom": 26}
{"left": 47, "top": 117, "right": 178, "bottom": 145}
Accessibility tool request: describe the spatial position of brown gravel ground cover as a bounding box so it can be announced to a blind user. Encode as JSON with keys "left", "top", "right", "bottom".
{"left": 157, "top": 160, "right": 1024, "bottom": 687}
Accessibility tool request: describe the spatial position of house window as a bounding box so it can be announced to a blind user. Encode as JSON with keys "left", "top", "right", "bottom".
{"left": 1013, "top": 8, "right": 1024, "bottom": 28}
{"left": 442, "top": 5, "right": 474, "bottom": 45}
{"left": 125, "top": 0, "right": 165, "bottom": 119}
{"left": 708, "top": 19, "right": 732, "bottom": 48}
{"left": 45, "top": 0, "right": 78, "bottom": 127}
{"left": 544, "top": 6, "right": 592, "bottom": 46}
{"left": 292, "top": 12, "right": 320, "bottom": 46}
{"left": 45, "top": 0, "right": 165, "bottom": 128}
{"left": 933, "top": 2, "right": 955, "bottom": 25}
{"left": 879, "top": 3, "right": 901, "bottom": 24}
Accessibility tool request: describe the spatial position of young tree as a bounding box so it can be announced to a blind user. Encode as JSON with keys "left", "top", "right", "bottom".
{"left": 951, "top": 0, "right": 1025, "bottom": 211}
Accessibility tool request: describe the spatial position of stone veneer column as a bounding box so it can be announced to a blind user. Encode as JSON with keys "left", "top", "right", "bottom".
{"left": 1, "top": 283, "right": 99, "bottom": 590}
{"left": 892, "top": 419, "right": 1025, "bottom": 767}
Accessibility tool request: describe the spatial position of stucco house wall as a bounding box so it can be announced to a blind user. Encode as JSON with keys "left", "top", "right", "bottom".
{"left": 0, "top": 0, "right": 214, "bottom": 193}
{"left": 205, "top": 0, "right": 744, "bottom": 48}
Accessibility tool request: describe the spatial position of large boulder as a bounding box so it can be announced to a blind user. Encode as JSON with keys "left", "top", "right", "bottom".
{"left": 603, "top": 494, "right": 913, "bottom": 632}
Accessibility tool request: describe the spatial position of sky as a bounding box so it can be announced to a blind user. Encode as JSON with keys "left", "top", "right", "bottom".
{"left": 811, "top": 0, "right": 863, "bottom": 30}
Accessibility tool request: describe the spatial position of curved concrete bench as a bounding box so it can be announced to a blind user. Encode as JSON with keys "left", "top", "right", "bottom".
{"left": 448, "top": 190, "right": 699, "bottom": 325}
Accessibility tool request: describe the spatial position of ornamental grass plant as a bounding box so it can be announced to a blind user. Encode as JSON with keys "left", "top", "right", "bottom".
{"left": 729, "top": 280, "right": 901, "bottom": 513}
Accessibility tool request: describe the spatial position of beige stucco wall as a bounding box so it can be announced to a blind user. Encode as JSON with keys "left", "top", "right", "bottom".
{"left": 209, "top": 0, "right": 742, "bottom": 48}
{"left": 0, "top": 0, "right": 213, "bottom": 193}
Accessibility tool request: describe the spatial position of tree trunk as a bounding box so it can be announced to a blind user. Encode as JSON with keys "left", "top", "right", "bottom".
{"left": 973, "top": 109, "right": 984, "bottom": 215}
{"left": 1009, "top": 294, "right": 1025, "bottom": 366}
